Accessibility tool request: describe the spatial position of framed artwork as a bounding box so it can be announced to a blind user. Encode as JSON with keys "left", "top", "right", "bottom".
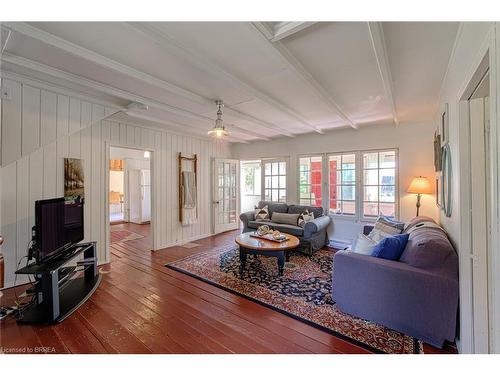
{"left": 440, "top": 103, "right": 449, "bottom": 146}
{"left": 64, "top": 158, "right": 85, "bottom": 203}
{"left": 436, "top": 174, "right": 442, "bottom": 208}
{"left": 434, "top": 131, "right": 442, "bottom": 171}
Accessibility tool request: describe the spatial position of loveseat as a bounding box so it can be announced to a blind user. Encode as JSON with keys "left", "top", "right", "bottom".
{"left": 239, "top": 201, "right": 331, "bottom": 255}
{"left": 332, "top": 217, "right": 459, "bottom": 348}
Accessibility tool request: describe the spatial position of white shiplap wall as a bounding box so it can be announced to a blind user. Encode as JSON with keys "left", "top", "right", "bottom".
{"left": 0, "top": 78, "right": 230, "bottom": 287}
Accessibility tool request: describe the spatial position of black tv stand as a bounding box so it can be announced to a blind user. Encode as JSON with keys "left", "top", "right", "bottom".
{"left": 15, "top": 242, "right": 101, "bottom": 324}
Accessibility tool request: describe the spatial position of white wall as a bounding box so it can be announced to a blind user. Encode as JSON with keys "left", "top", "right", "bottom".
{"left": 435, "top": 22, "right": 500, "bottom": 353}
{"left": 231, "top": 121, "right": 438, "bottom": 245}
{"left": 0, "top": 77, "right": 230, "bottom": 288}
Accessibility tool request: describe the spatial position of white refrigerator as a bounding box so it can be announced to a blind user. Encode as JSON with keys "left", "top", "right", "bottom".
{"left": 128, "top": 169, "right": 151, "bottom": 224}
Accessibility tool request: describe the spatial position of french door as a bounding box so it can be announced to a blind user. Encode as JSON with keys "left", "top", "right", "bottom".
{"left": 213, "top": 158, "right": 240, "bottom": 234}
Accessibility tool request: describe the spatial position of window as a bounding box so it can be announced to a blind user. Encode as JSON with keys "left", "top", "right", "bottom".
{"left": 264, "top": 160, "right": 287, "bottom": 203}
{"left": 362, "top": 150, "right": 397, "bottom": 218}
{"left": 329, "top": 153, "right": 356, "bottom": 215}
{"left": 296, "top": 149, "right": 398, "bottom": 220}
{"left": 299, "top": 156, "right": 322, "bottom": 206}
{"left": 240, "top": 160, "right": 262, "bottom": 212}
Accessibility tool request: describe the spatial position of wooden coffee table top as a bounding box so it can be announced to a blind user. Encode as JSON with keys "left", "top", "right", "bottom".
{"left": 235, "top": 232, "right": 300, "bottom": 251}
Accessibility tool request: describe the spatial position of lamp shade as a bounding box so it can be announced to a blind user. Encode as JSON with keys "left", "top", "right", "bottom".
{"left": 407, "top": 176, "right": 433, "bottom": 194}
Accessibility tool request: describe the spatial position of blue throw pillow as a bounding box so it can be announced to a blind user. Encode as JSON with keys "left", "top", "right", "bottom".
{"left": 371, "top": 234, "right": 410, "bottom": 260}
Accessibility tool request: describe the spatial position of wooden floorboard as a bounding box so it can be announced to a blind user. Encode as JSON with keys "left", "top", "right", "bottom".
{"left": 0, "top": 222, "right": 456, "bottom": 354}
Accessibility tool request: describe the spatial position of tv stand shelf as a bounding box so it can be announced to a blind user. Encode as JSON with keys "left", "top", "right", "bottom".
{"left": 15, "top": 242, "right": 101, "bottom": 324}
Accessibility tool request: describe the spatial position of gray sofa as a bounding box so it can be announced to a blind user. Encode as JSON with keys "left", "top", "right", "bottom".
{"left": 239, "top": 201, "right": 330, "bottom": 255}
{"left": 332, "top": 216, "right": 459, "bottom": 348}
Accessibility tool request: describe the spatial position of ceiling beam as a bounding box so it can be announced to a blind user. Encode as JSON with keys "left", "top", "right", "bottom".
{"left": 2, "top": 53, "right": 270, "bottom": 141}
{"left": 269, "top": 22, "right": 316, "bottom": 42}
{"left": 126, "top": 22, "right": 323, "bottom": 134}
{"left": 2, "top": 22, "right": 295, "bottom": 139}
{"left": 367, "top": 22, "right": 399, "bottom": 126}
{"left": 252, "top": 22, "right": 359, "bottom": 130}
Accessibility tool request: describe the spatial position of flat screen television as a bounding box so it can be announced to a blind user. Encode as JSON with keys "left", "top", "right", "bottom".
{"left": 34, "top": 198, "right": 84, "bottom": 263}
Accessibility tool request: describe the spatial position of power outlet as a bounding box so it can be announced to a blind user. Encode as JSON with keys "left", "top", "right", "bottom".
{"left": 1, "top": 86, "right": 12, "bottom": 100}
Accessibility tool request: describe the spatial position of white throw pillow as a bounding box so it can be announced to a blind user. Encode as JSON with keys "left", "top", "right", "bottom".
{"left": 368, "top": 228, "right": 392, "bottom": 243}
{"left": 352, "top": 233, "right": 377, "bottom": 256}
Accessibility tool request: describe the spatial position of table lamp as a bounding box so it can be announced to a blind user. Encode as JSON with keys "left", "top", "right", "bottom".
{"left": 407, "top": 176, "right": 433, "bottom": 216}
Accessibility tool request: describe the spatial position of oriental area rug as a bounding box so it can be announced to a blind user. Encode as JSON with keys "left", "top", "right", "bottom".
{"left": 166, "top": 246, "right": 421, "bottom": 354}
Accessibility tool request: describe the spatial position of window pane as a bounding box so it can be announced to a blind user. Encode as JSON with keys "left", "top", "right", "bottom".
{"left": 363, "top": 153, "right": 378, "bottom": 169}
{"left": 330, "top": 200, "right": 341, "bottom": 214}
{"left": 272, "top": 189, "right": 278, "bottom": 201}
{"left": 379, "top": 203, "right": 396, "bottom": 217}
{"left": 342, "top": 170, "right": 355, "bottom": 184}
{"left": 271, "top": 162, "right": 278, "bottom": 175}
{"left": 265, "top": 176, "right": 271, "bottom": 188}
{"left": 379, "top": 169, "right": 395, "bottom": 185}
{"left": 272, "top": 175, "right": 279, "bottom": 188}
{"left": 364, "top": 169, "right": 378, "bottom": 185}
{"left": 337, "top": 186, "right": 342, "bottom": 201}
{"left": 380, "top": 151, "right": 396, "bottom": 168}
{"left": 364, "top": 186, "right": 378, "bottom": 202}
{"left": 265, "top": 163, "right": 271, "bottom": 175}
{"left": 342, "top": 186, "right": 355, "bottom": 201}
{"left": 279, "top": 175, "right": 286, "bottom": 189}
{"left": 279, "top": 162, "right": 286, "bottom": 175}
{"left": 279, "top": 189, "right": 287, "bottom": 202}
{"left": 363, "top": 202, "right": 379, "bottom": 217}
{"left": 342, "top": 154, "right": 356, "bottom": 169}
{"left": 311, "top": 157, "right": 322, "bottom": 170}
{"left": 265, "top": 189, "right": 271, "bottom": 201}
{"left": 300, "top": 198, "right": 311, "bottom": 205}
{"left": 342, "top": 201, "right": 356, "bottom": 215}
{"left": 380, "top": 185, "right": 395, "bottom": 202}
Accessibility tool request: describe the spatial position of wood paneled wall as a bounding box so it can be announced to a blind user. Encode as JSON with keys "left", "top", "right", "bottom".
{"left": 0, "top": 78, "right": 230, "bottom": 287}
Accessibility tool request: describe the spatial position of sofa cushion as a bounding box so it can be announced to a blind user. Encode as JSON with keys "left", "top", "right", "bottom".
{"left": 400, "top": 218, "right": 457, "bottom": 277}
{"left": 352, "top": 233, "right": 377, "bottom": 255}
{"left": 254, "top": 205, "right": 270, "bottom": 222}
{"left": 247, "top": 221, "right": 304, "bottom": 236}
{"left": 288, "top": 204, "right": 323, "bottom": 218}
{"left": 270, "top": 223, "right": 304, "bottom": 236}
{"left": 271, "top": 212, "right": 300, "bottom": 226}
{"left": 297, "top": 209, "right": 315, "bottom": 228}
{"left": 257, "top": 201, "right": 288, "bottom": 217}
{"left": 371, "top": 234, "right": 409, "bottom": 260}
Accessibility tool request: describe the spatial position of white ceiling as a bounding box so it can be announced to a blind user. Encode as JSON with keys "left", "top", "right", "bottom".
{"left": 0, "top": 22, "right": 459, "bottom": 142}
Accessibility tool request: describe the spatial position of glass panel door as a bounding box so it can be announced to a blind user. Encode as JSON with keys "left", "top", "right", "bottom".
{"left": 213, "top": 158, "right": 239, "bottom": 234}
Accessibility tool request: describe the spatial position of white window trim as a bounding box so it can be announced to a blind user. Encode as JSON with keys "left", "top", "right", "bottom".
{"left": 296, "top": 148, "right": 400, "bottom": 222}
{"left": 262, "top": 158, "right": 288, "bottom": 203}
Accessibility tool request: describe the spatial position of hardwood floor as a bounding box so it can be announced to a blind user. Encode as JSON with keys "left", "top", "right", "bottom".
{"left": 0, "top": 223, "right": 456, "bottom": 354}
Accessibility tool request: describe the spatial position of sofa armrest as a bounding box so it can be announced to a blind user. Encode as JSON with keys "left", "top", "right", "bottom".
{"left": 332, "top": 250, "right": 458, "bottom": 346}
{"left": 304, "top": 215, "right": 331, "bottom": 238}
{"left": 239, "top": 211, "right": 255, "bottom": 225}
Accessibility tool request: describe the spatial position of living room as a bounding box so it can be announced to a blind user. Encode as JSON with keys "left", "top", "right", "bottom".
{"left": 1, "top": 0, "right": 500, "bottom": 372}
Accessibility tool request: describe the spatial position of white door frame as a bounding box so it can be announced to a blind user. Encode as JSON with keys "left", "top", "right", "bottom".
{"left": 456, "top": 27, "right": 500, "bottom": 353}
{"left": 105, "top": 143, "right": 156, "bottom": 262}
{"left": 212, "top": 158, "right": 240, "bottom": 234}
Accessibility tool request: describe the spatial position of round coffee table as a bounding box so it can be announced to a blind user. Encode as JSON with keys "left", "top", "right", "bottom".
{"left": 235, "top": 232, "right": 300, "bottom": 276}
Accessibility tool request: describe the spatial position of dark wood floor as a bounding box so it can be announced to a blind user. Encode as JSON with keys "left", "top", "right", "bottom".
{"left": 0, "top": 223, "right": 456, "bottom": 354}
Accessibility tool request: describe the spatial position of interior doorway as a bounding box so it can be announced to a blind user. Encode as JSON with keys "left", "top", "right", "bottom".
{"left": 108, "top": 146, "right": 152, "bottom": 252}
{"left": 458, "top": 49, "right": 498, "bottom": 353}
